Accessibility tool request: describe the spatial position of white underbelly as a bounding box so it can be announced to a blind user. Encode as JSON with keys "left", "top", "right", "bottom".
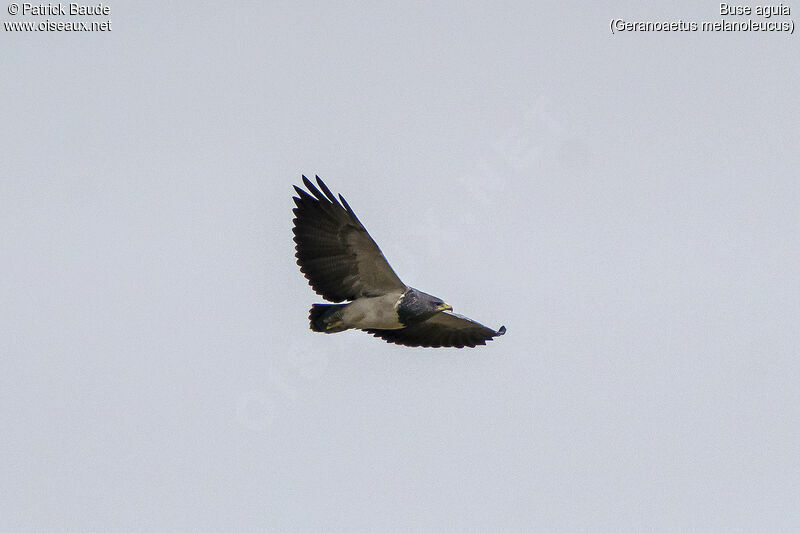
{"left": 343, "top": 294, "right": 404, "bottom": 329}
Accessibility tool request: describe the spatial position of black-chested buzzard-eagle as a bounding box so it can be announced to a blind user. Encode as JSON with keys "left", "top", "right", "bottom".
{"left": 292, "top": 176, "right": 506, "bottom": 348}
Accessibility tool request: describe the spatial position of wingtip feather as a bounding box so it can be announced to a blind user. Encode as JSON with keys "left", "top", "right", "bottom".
{"left": 315, "top": 176, "right": 338, "bottom": 203}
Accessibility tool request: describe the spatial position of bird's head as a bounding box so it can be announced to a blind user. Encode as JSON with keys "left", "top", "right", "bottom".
{"left": 397, "top": 288, "right": 452, "bottom": 326}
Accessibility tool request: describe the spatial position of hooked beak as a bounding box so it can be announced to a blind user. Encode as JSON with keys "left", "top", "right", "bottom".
{"left": 437, "top": 303, "right": 453, "bottom": 311}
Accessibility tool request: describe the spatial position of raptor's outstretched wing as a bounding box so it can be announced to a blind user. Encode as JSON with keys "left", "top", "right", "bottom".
{"left": 292, "top": 176, "right": 406, "bottom": 302}
{"left": 366, "top": 312, "right": 506, "bottom": 348}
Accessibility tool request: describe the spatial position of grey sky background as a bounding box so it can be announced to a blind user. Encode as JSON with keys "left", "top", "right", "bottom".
{"left": 2, "top": 2, "right": 798, "bottom": 531}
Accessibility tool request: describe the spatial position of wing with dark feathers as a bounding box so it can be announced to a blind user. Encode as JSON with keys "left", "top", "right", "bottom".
{"left": 365, "top": 312, "right": 506, "bottom": 348}
{"left": 292, "top": 175, "right": 406, "bottom": 302}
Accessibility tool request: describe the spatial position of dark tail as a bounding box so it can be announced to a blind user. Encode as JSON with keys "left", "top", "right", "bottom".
{"left": 309, "top": 303, "right": 348, "bottom": 333}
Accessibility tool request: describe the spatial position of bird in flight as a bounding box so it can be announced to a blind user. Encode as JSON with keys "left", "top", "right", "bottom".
{"left": 292, "top": 176, "right": 506, "bottom": 348}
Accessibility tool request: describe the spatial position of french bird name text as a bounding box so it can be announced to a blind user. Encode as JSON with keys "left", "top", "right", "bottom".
{"left": 719, "top": 3, "right": 791, "bottom": 17}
